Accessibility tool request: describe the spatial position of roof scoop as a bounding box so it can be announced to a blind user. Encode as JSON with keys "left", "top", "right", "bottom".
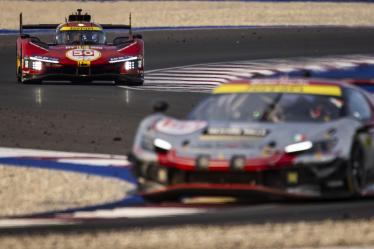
{"left": 68, "top": 9, "right": 91, "bottom": 22}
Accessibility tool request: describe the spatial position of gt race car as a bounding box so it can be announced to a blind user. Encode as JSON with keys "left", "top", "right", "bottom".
{"left": 16, "top": 9, "right": 144, "bottom": 85}
{"left": 130, "top": 78, "right": 374, "bottom": 200}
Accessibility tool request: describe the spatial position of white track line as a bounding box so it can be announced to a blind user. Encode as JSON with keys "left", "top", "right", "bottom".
{"left": 121, "top": 54, "right": 374, "bottom": 93}
{"left": 0, "top": 219, "right": 76, "bottom": 228}
{"left": 145, "top": 77, "right": 229, "bottom": 83}
{"left": 147, "top": 73, "right": 240, "bottom": 80}
{"left": 71, "top": 207, "right": 209, "bottom": 219}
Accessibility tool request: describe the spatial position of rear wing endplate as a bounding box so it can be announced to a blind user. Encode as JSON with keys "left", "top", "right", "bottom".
{"left": 19, "top": 13, "right": 59, "bottom": 35}
{"left": 101, "top": 13, "right": 133, "bottom": 35}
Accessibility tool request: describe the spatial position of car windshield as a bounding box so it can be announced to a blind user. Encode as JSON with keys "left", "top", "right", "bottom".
{"left": 188, "top": 92, "right": 345, "bottom": 123}
{"left": 56, "top": 30, "right": 106, "bottom": 45}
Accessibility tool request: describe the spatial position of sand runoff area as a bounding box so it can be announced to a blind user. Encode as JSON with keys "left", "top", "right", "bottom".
{"left": 1, "top": 219, "right": 374, "bottom": 249}
{"left": 1, "top": 1, "right": 374, "bottom": 29}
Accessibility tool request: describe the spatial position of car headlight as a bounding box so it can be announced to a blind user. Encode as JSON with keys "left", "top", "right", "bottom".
{"left": 32, "top": 61, "right": 42, "bottom": 71}
{"left": 140, "top": 136, "right": 172, "bottom": 152}
{"left": 24, "top": 57, "right": 59, "bottom": 71}
{"left": 124, "top": 60, "right": 136, "bottom": 70}
{"left": 29, "top": 56, "right": 59, "bottom": 64}
{"left": 25, "top": 59, "right": 43, "bottom": 71}
{"left": 153, "top": 138, "right": 172, "bottom": 151}
{"left": 285, "top": 139, "right": 338, "bottom": 154}
{"left": 108, "top": 56, "right": 139, "bottom": 70}
{"left": 285, "top": 141, "right": 313, "bottom": 153}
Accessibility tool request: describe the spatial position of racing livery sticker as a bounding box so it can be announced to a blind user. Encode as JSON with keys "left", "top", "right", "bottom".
{"left": 214, "top": 84, "right": 342, "bottom": 97}
{"left": 60, "top": 27, "right": 102, "bottom": 31}
{"left": 66, "top": 49, "right": 101, "bottom": 62}
{"left": 155, "top": 118, "right": 207, "bottom": 135}
{"left": 206, "top": 127, "right": 268, "bottom": 137}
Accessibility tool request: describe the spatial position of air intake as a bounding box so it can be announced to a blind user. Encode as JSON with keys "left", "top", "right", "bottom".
{"left": 68, "top": 9, "right": 91, "bottom": 22}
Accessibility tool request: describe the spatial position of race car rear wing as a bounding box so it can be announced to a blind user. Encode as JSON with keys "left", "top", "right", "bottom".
{"left": 19, "top": 13, "right": 58, "bottom": 35}
{"left": 19, "top": 12, "right": 133, "bottom": 35}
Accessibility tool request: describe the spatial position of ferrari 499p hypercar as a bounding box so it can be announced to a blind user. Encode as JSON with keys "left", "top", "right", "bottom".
{"left": 130, "top": 78, "right": 374, "bottom": 200}
{"left": 16, "top": 9, "right": 144, "bottom": 85}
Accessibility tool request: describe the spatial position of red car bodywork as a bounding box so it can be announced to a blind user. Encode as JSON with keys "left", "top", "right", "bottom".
{"left": 16, "top": 10, "right": 144, "bottom": 85}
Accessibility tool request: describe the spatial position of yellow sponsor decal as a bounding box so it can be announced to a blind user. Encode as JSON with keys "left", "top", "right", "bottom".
{"left": 287, "top": 172, "right": 298, "bottom": 184}
{"left": 214, "top": 84, "right": 342, "bottom": 97}
{"left": 78, "top": 60, "right": 91, "bottom": 67}
{"left": 60, "top": 27, "right": 102, "bottom": 31}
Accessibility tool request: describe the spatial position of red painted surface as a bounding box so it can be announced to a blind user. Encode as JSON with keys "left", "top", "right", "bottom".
{"left": 16, "top": 35, "right": 144, "bottom": 76}
{"left": 157, "top": 150, "right": 295, "bottom": 172}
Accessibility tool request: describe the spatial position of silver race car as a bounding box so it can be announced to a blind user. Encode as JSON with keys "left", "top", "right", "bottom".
{"left": 130, "top": 78, "right": 374, "bottom": 200}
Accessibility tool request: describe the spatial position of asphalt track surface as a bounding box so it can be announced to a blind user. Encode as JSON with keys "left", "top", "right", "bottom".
{"left": 3, "top": 27, "right": 374, "bottom": 154}
{"left": 3, "top": 27, "right": 374, "bottom": 229}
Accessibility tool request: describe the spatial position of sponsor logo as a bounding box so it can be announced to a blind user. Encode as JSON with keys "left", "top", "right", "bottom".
{"left": 155, "top": 118, "right": 207, "bottom": 135}
{"left": 60, "top": 27, "right": 102, "bottom": 31}
{"left": 206, "top": 127, "right": 268, "bottom": 137}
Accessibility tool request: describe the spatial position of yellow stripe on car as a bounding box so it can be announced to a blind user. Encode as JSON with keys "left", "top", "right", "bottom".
{"left": 213, "top": 84, "right": 342, "bottom": 96}
{"left": 60, "top": 27, "right": 102, "bottom": 31}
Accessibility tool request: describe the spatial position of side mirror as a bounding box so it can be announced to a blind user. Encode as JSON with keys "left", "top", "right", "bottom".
{"left": 113, "top": 36, "right": 129, "bottom": 45}
{"left": 20, "top": 34, "right": 30, "bottom": 39}
{"left": 133, "top": 34, "right": 143, "bottom": 39}
{"left": 153, "top": 100, "right": 169, "bottom": 113}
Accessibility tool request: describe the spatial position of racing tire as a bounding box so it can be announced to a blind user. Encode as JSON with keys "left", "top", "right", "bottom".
{"left": 16, "top": 46, "right": 22, "bottom": 84}
{"left": 346, "top": 139, "right": 367, "bottom": 197}
{"left": 115, "top": 78, "right": 144, "bottom": 86}
{"left": 132, "top": 79, "right": 144, "bottom": 86}
{"left": 16, "top": 67, "right": 22, "bottom": 84}
{"left": 21, "top": 78, "right": 42, "bottom": 84}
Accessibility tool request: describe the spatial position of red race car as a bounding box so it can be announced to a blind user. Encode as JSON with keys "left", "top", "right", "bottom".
{"left": 16, "top": 9, "right": 144, "bottom": 85}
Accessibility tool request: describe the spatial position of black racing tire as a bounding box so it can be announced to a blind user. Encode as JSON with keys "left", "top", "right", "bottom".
{"left": 71, "top": 79, "right": 92, "bottom": 84}
{"left": 21, "top": 79, "right": 42, "bottom": 84}
{"left": 347, "top": 139, "right": 367, "bottom": 196}
{"left": 17, "top": 67, "right": 22, "bottom": 84}
{"left": 16, "top": 49, "right": 23, "bottom": 84}
{"left": 115, "top": 78, "right": 144, "bottom": 86}
{"left": 115, "top": 79, "right": 126, "bottom": 86}
{"left": 132, "top": 79, "right": 144, "bottom": 86}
